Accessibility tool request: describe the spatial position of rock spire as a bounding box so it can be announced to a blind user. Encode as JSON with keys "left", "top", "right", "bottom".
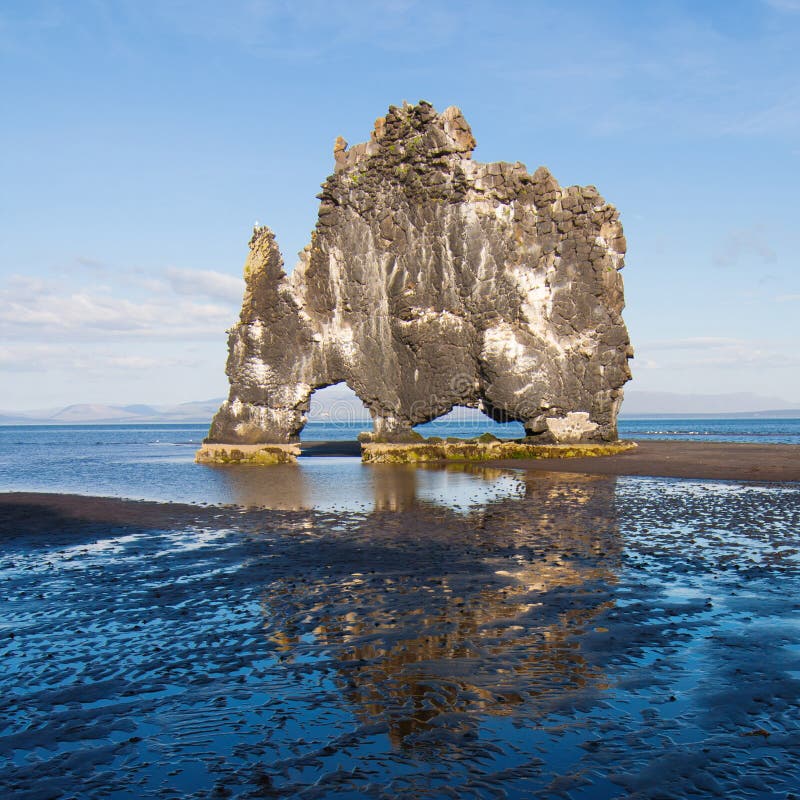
{"left": 205, "top": 101, "right": 632, "bottom": 445}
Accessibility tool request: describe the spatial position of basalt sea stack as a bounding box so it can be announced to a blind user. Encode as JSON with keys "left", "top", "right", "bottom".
{"left": 201, "top": 101, "right": 632, "bottom": 460}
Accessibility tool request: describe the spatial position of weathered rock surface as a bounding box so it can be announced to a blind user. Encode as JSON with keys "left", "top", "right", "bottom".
{"left": 205, "top": 101, "right": 632, "bottom": 446}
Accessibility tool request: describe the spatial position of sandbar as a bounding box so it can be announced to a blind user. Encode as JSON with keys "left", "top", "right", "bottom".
{"left": 488, "top": 440, "right": 800, "bottom": 482}
{"left": 302, "top": 439, "right": 799, "bottom": 482}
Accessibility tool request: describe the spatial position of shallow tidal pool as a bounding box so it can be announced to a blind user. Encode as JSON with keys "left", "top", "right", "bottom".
{"left": 1, "top": 471, "right": 799, "bottom": 798}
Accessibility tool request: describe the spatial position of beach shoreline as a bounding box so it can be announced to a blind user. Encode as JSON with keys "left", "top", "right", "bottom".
{"left": 1, "top": 440, "right": 797, "bottom": 535}
{"left": 299, "top": 439, "right": 799, "bottom": 483}
{"left": 1, "top": 440, "right": 798, "bottom": 528}
{"left": 489, "top": 440, "right": 800, "bottom": 482}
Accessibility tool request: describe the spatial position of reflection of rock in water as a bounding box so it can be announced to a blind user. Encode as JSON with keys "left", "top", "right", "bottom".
{"left": 372, "top": 464, "right": 418, "bottom": 511}
{"left": 208, "top": 463, "right": 309, "bottom": 509}
{"left": 204, "top": 459, "right": 524, "bottom": 513}
{"left": 261, "top": 473, "right": 619, "bottom": 750}
{"left": 371, "top": 463, "right": 519, "bottom": 512}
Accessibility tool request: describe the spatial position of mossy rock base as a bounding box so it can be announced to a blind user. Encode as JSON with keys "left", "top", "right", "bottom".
{"left": 195, "top": 443, "right": 299, "bottom": 465}
{"left": 358, "top": 430, "right": 426, "bottom": 444}
{"left": 361, "top": 440, "right": 637, "bottom": 464}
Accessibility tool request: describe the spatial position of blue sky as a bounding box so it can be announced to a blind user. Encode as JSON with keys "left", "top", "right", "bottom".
{"left": 1, "top": 0, "right": 799, "bottom": 410}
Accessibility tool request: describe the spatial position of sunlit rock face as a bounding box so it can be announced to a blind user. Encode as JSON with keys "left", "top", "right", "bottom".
{"left": 206, "top": 101, "right": 632, "bottom": 445}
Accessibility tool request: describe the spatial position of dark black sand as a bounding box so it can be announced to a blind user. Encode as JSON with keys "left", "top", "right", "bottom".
{"left": 299, "top": 440, "right": 800, "bottom": 483}
{"left": 492, "top": 441, "right": 800, "bottom": 482}
{"left": 2, "top": 470, "right": 799, "bottom": 799}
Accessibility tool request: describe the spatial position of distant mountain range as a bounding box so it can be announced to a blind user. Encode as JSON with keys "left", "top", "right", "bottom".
{"left": 1, "top": 389, "right": 798, "bottom": 425}
{"left": 0, "top": 399, "right": 227, "bottom": 425}
{"left": 618, "top": 391, "right": 800, "bottom": 418}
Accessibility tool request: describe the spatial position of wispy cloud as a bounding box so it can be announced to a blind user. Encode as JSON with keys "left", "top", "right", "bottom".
{"left": 74, "top": 256, "right": 110, "bottom": 272}
{"left": 713, "top": 227, "right": 777, "bottom": 267}
{"left": 724, "top": 91, "right": 800, "bottom": 136}
{"left": 764, "top": 0, "right": 800, "bottom": 12}
{"left": 0, "top": 262, "right": 238, "bottom": 404}
{"left": 644, "top": 337, "right": 743, "bottom": 351}
{"left": 136, "top": 0, "right": 459, "bottom": 59}
{"left": 0, "top": 343, "right": 198, "bottom": 373}
{"left": 636, "top": 336, "right": 799, "bottom": 369}
{"left": 165, "top": 266, "right": 244, "bottom": 303}
{"left": 0, "top": 269, "right": 240, "bottom": 340}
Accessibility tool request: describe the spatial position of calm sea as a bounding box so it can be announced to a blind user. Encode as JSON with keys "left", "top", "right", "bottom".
{"left": 0, "top": 418, "right": 797, "bottom": 506}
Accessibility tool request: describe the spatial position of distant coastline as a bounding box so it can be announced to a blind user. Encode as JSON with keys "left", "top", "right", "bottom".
{"left": 2, "top": 411, "right": 799, "bottom": 425}
{"left": 1, "top": 417, "right": 799, "bottom": 448}
{"left": 2, "top": 393, "right": 799, "bottom": 426}
{"left": 619, "top": 409, "right": 800, "bottom": 419}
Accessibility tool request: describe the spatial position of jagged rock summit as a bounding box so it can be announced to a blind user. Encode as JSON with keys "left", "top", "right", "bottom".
{"left": 204, "top": 100, "right": 632, "bottom": 449}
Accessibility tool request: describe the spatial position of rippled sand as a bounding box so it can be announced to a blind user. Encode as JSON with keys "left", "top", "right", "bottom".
{"left": 1, "top": 471, "right": 799, "bottom": 798}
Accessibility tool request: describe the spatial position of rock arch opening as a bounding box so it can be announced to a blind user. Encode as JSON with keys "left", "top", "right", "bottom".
{"left": 304, "top": 383, "right": 371, "bottom": 442}
{"left": 414, "top": 406, "right": 525, "bottom": 441}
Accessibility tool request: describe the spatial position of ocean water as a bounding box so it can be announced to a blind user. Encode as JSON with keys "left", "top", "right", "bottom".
{"left": 315, "top": 416, "right": 800, "bottom": 444}
{"left": 0, "top": 418, "right": 798, "bottom": 508}
{"left": 619, "top": 417, "right": 800, "bottom": 444}
{"left": 0, "top": 423, "right": 519, "bottom": 510}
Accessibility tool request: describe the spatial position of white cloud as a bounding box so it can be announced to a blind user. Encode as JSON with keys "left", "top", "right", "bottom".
{"left": 100, "top": 355, "right": 176, "bottom": 370}
{"left": 0, "top": 343, "right": 66, "bottom": 372}
{"left": 0, "top": 261, "right": 240, "bottom": 415}
{"left": 0, "top": 271, "right": 239, "bottom": 340}
{"left": 165, "top": 266, "right": 244, "bottom": 303}
{"left": 134, "top": 276, "right": 170, "bottom": 293}
{"left": 3, "top": 291, "right": 153, "bottom": 328}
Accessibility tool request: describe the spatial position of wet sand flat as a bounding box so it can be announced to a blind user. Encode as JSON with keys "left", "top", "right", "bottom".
{"left": 1, "top": 474, "right": 799, "bottom": 799}
{"left": 301, "top": 440, "right": 800, "bottom": 482}
{"left": 490, "top": 440, "right": 800, "bottom": 482}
